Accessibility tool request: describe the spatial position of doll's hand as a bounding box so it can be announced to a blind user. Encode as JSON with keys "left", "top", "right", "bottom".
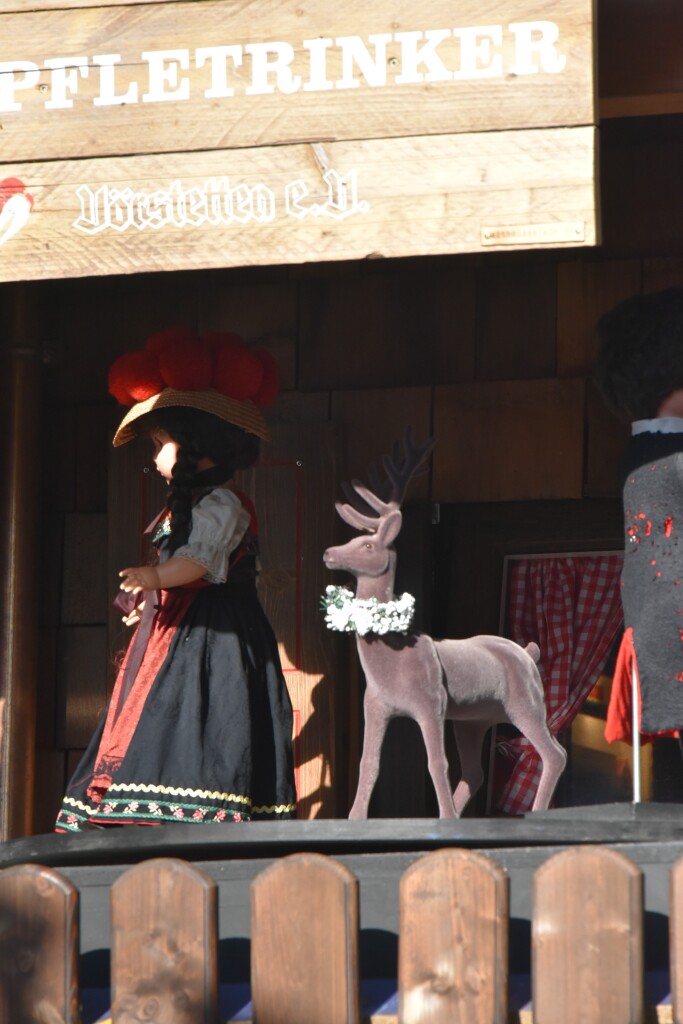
{"left": 119, "top": 566, "right": 160, "bottom": 594}
{"left": 122, "top": 600, "right": 145, "bottom": 626}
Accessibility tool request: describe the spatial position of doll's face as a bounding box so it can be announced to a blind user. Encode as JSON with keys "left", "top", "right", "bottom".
{"left": 151, "top": 429, "right": 179, "bottom": 481}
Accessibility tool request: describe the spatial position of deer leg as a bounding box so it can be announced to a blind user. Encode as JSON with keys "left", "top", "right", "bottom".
{"left": 529, "top": 728, "right": 567, "bottom": 811}
{"left": 509, "top": 713, "right": 568, "bottom": 812}
{"left": 415, "top": 713, "right": 457, "bottom": 819}
{"left": 349, "top": 694, "right": 391, "bottom": 819}
{"left": 451, "top": 720, "right": 490, "bottom": 816}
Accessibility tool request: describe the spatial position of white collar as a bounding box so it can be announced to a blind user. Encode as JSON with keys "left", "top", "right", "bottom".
{"left": 632, "top": 416, "right": 683, "bottom": 436}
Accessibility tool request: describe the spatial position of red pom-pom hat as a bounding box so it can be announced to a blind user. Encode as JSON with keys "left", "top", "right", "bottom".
{"left": 213, "top": 343, "right": 264, "bottom": 400}
{"left": 109, "top": 328, "right": 279, "bottom": 446}
{"left": 108, "top": 350, "right": 165, "bottom": 405}
{"left": 157, "top": 336, "right": 213, "bottom": 391}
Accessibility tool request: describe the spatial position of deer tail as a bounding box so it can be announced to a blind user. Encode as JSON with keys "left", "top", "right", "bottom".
{"left": 524, "top": 641, "right": 541, "bottom": 663}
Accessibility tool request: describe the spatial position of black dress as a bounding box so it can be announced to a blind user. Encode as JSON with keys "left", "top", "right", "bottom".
{"left": 606, "top": 424, "right": 683, "bottom": 740}
{"left": 55, "top": 483, "right": 296, "bottom": 831}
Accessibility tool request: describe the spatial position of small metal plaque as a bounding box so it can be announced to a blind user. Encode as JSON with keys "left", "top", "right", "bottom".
{"left": 481, "top": 221, "right": 585, "bottom": 246}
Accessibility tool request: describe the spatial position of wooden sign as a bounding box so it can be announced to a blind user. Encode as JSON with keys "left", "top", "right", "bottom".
{"left": 0, "top": 0, "right": 594, "bottom": 160}
{"left": 0, "top": 128, "right": 597, "bottom": 281}
{"left": 0, "top": 0, "right": 597, "bottom": 279}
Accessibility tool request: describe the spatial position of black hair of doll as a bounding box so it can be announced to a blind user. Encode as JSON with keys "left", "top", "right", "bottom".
{"left": 135, "top": 406, "right": 260, "bottom": 552}
{"left": 596, "top": 287, "right": 683, "bottom": 421}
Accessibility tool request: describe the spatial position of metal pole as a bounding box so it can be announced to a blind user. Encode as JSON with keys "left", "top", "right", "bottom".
{"left": 631, "top": 662, "right": 641, "bottom": 804}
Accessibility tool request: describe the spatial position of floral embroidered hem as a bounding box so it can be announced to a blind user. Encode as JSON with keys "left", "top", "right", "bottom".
{"left": 55, "top": 786, "right": 297, "bottom": 832}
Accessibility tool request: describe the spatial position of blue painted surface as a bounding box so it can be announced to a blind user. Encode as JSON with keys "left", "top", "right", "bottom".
{"left": 85, "top": 971, "right": 672, "bottom": 1022}
{"left": 89, "top": 980, "right": 400, "bottom": 1022}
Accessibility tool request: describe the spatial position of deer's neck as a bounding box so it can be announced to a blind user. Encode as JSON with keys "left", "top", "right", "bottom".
{"left": 354, "top": 551, "right": 396, "bottom": 603}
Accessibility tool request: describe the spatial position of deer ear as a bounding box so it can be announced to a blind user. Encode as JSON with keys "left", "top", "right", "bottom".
{"left": 378, "top": 508, "right": 402, "bottom": 546}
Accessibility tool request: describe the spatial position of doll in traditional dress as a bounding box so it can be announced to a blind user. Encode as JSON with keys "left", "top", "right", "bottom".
{"left": 55, "top": 328, "right": 296, "bottom": 831}
{"left": 596, "top": 287, "right": 683, "bottom": 743}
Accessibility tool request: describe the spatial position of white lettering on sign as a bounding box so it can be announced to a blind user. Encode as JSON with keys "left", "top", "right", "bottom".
{"left": 453, "top": 26, "right": 503, "bottom": 79}
{"left": 335, "top": 34, "right": 393, "bottom": 90}
{"left": 92, "top": 54, "right": 138, "bottom": 106}
{"left": 72, "top": 172, "right": 368, "bottom": 234}
{"left": 393, "top": 30, "right": 453, "bottom": 85}
{"left": 141, "top": 49, "right": 192, "bottom": 103}
{"left": 285, "top": 169, "right": 370, "bottom": 219}
{"left": 43, "top": 57, "right": 89, "bottom": 109}
{"left": 244, "top": 42, "right": 301, "bottom": 95}
{"left": 195, "top": 45, "right": 244, "bottom": 98}
{"left": 302, "top": 38, "right": 334, "bottom": 92}
{"left": 0, "top": 61, "right": 39, "bottom": 111}
{"left": 508, "top": 21, "right": 566, "bottom": 74}
{"left": 0, "top": 20, "right": 568, "bottom": 112}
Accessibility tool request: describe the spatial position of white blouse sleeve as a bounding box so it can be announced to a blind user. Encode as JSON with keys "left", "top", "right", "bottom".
{"left": 167, "top": 487, "right": 251, "bottom": 584}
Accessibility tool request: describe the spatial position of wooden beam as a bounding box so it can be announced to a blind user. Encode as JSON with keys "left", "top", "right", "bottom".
{"left": 0, "top": 285, "right": 43, "bottom": 840}
{"left": 598, "top": 0, "right": 683, "bottom": 118}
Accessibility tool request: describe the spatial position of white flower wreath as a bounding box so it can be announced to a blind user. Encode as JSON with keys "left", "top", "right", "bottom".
{"left": 321, "top": 585, "right": 415, "bottom": 636}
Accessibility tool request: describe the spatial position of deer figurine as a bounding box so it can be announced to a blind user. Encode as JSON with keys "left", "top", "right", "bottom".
{"left": 323, "top": 431, "right": 567, "bottom": 819}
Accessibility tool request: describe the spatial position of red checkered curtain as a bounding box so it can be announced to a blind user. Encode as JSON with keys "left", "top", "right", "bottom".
{"left": 493, "top": 553, "right": 623, "bottom": 814}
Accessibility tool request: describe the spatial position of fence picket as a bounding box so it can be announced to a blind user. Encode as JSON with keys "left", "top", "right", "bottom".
{"left": 398, "top": 848, "right": 508, "bottom": 1024}
{"left": 251, "top": 852, "right": 360, "bottom": 1024}
{"left": 0, "top": 863, "right": 79, "bottom": 1024}
{"left": 110, "top": 856, "right": 218, "bottom": 1024}
{"left": 533, "top": 845, "right": 643, "bottom": 1024}
{"left": 669, "top": 855, "right": 683, "bottom": 1023}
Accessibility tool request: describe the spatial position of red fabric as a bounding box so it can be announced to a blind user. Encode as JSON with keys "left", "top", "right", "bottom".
{"left": 493, "top": 554, "right": 624, "bottom": 814}
{"left": 233, "top": 487, "right": 258, "bottom": 536}
{"left": 605, "top": 627, "right": 638, "bottom": 744}
{"left": 89, "top": 490, "right": 258, "bottom": 806}
{"left": 88, "top": 588, "right": 197, "bottom": 804}
{"left": 605, "top": 626, "right": 678, "bottom": 744}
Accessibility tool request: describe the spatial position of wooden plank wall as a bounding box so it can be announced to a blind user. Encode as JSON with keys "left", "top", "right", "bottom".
{"left": 25, "top": 112, "right": 683, "bottom": 832}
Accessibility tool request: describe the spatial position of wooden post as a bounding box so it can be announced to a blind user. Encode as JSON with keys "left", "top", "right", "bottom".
{"left": 251, "top": 852, "right": 360, "bottom": 1024}
{"left": 110, "top": 857, "right": 219, "bottom": 1024}
{"left": 0, "top": 283, "right": 44, "bottom": 841}
{"left": 669, "top": 855, "right": 683, "bottom": 1023}
{"left": 533, "top": 845, "right": 644, "bottom": 1024}
{"left": 398, "top": 849, "right": 509, "bottom": 1024}
{"left": 0, "top": 863, "right": 79, "bottom": 1024}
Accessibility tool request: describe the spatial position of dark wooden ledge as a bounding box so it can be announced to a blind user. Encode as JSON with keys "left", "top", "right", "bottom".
{"left": 3, "top": 802, "right": 683, "bottom": 869}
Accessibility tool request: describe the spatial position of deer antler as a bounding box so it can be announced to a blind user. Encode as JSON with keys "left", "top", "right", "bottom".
{"left": 335, "top": 492, "right": 384, "bottom": 533}
{"left": 341, "top": 427, "right": 435, "bottom": 512}
{"left": 382, "top": 427, "right": 436, "bottom": 504}
{"left": 337, "top": 428, "right": 435, "bottom": 533}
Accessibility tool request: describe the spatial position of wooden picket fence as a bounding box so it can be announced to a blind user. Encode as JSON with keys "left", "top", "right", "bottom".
{"left": 0, "top": 844, "right": 680, "bottom": 1023}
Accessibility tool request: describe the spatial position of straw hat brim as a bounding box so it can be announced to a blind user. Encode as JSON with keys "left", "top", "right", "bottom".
{"left": 112, "top": 388, "right": 271, "bottom": 446}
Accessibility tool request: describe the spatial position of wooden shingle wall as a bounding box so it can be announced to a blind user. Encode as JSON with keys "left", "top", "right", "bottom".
{"left": 24, "top": 113, "right": 683, "bottom": 832}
